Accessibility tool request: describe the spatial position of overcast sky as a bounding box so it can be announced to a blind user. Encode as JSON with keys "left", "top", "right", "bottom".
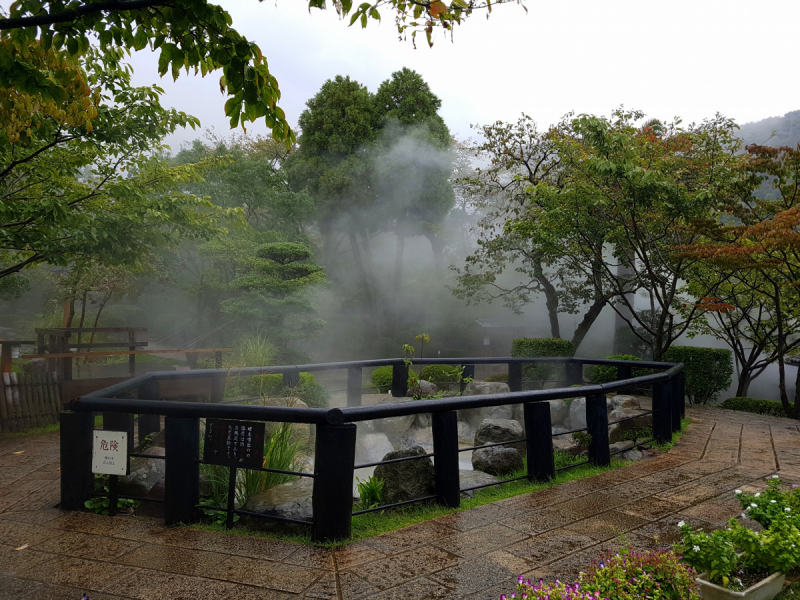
{"left": 113, "top": 0, "right": 800, "bottom": 150}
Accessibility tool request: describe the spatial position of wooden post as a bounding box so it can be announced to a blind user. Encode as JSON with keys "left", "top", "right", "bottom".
{"left": 225, "top": 467, "right": 237, "bottom": 529}
{"left": 210, "top": 373, "right": 226, "bottom": 403}
{"left": 137, "top": 378, "right": 161, "bottom": 446}
{"left": 0, "top": 342, "right": 11, "bottom": 374}
{"left": 525, "top": 401, "right": 555, "bottom": 481}
{"left": 670, "top": 376, "right": 682, "bottom": 433}
{"left": 128, "top": 330, "right": 136, "bottom": 377}
{"left": 347, "top": 367, "right": 362, "bottom": 407}
{"left": 103, "top": 411, "right": 135, "bottom": 456}
{"left": 677, "top": 370, "right": 686, "bottom": 420}
{"left": 391, "top": 363, "right": 408, "bottom": 398}
{"left": 586, "top": 394, "right": 610, "bottom": 467}
{"left": 164, "top": 416, "right": 200, "bottom": 525}
{"left": 566, "top": 361, "right": 583, "bottom": 387}
{"left": 60, "top": 334, "right": 72, "bottom": 382}
{"left": 652, "top": 380, "right": 672, "bottom": 444}
{"left": 312, "top": 423, "right": 356, "bottom": 542}
{"left": 48, "top": 335, "right": 57, "bottom": 375}
{"left": 283, "top": 371, "right": 300, "bottom": 388}
{"left": 215, "top": 351, "right": 223, "bottom": 369}
{"left": 616, "top": 363, "right": 632, "bottom": 381}
{"left": 432, "top": 410, "right": 460, "bottom": 508}
{"left": 509, "top": 362, "right": 522, "bottom": 392}
{"left": 60, "top": 411, "right": 94, "bottom": 509}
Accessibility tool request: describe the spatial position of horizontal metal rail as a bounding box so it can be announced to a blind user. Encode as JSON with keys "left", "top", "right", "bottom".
{"left": 552, "top": 426, "right": 590, "bottom": 437}
{"left": 352, "top": 494, "right": 438, "bottom": 515}
{"left": 233, "top": 509, "right": 312, "bottom": 526}
{"left": 555, "top": 459, "right": 590, "bottom": 471}
{"left": 609, "top": 438, "right": 655, "bottom": 457}
{"left": 196, "top": 460, "right": 313, "bottom": 478}
{"left": 460, "top": 474, "right": 528, "bottom": 492}
{"left": 354, "top": 452, "right": 435, "bottom": 470}
{"left": 457, "top": 439, "right": 528, "bottom": 453}
{"left": 129, "top": 453, "right": 165, "bottom": 460}
{"left": 608, "top": 411, "right": 653, "bottom": 427}
{"left": 91, "top": 492, "right": 165, "bottom": 504}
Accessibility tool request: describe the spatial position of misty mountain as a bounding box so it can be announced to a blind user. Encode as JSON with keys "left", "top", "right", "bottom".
{"left": 738, "top": 110, "right": 800, "bottom": 147}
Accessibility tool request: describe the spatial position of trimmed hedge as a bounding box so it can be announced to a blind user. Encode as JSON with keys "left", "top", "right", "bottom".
{"left": 370, "top": 366, "right": 418, "bottom": 393}
{"left": 721, "top": 397, "right": 795, "bottom": 418}
{"left": 243, "top": 373, "right": 329, "bottom": 408}
{"left": 512, "top": 338, "right": 575, "bottom": 383}
{"left": 588, "top": 354, "right": 653, "bottom": 384}
{"left": 418, "top": 364, "right": 461, "bottom": 385}
{"left": 662, "top": 346, "right": 733, "bottom": 405}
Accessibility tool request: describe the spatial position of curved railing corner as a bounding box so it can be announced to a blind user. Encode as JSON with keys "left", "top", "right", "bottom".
{"left": 59, "top": 356, "right": 685, "bottom": 542}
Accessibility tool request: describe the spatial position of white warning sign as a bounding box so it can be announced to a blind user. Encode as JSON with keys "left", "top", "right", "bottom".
{"left": 92, "top": 430, "right": 129, "bottom": 476}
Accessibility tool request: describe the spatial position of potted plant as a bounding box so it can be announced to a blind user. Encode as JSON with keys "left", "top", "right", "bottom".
{"left": 676, "top": 478, "right": 800, "bottom": 600}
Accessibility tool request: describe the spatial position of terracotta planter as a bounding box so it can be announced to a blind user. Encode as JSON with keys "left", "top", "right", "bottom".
{"left": 696, "top": 571, "right": 785, "bottom": 600}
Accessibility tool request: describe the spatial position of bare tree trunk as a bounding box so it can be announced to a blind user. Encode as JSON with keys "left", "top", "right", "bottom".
{"left": 571, "top": 296, "right": 607, "bottom": 352}
{"left": 531, "top": 259, "right": 560, "bottom": 339}
{"left": 736, "top": 371, "right": 752, "bottom": 398}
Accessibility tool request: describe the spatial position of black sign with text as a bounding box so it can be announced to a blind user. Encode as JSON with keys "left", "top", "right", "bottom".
{"left": 203, "top": 419, "right": 265, "bottom": 469}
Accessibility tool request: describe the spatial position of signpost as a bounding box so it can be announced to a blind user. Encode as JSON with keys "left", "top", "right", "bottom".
{"left": 92, "top": 430, "right": 129, "bottom": 516}
{"left": 203, "top": 419, "right": 265, "bottom": 528}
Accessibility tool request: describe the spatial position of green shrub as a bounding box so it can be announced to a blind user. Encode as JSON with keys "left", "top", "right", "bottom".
{"left": 588, "top": 354, "right": 653, "bottom": 384}
{"left": 512, "top": 337, "right": 575, "bottom": 384}
{"left": 370, "top": 366, "right": 418, "bottom": 393}
{"left": 418, "top": 364, "right": 461, "bottom": 384}
{"left": 243, "top": 373, "right": 329, "bottom": 408}
{"left": 721, "top": 396, "right": 793, "bottom": 417}
{"left": 662, "top": 346, "right": 733, "bottom": 405}
{"left": 484, "top": 373, "right": 509, "bottom": 383}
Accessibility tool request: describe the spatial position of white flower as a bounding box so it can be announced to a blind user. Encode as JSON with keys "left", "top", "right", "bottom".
{"left": 773, "top": 475, "right": 780, "bottom": 479}
{"left": 678, "top": 521, "right": 686, "bottom": 528}
{"left": 771, "top": 500, "right": 777, "bottom": 504}
{"left": 693, "top": 545, "right": 701, "bottom": 552}
{"left": 786, "top": 508, "right": 792, "bottom": 512}
{"left": 741, "top": 513, "right": 748, "bottom": 519}
{"left": 751, "top": 503, "right": 758, "bottom": 508}
{"left": 755, "top": 493, "right": 761, "bottom": 497}
{"left": 735, "top": 489, "right": 743, "bottom": 495}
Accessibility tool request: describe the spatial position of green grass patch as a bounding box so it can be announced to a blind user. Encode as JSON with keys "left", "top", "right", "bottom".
{"left": 184, "top": 418, "right": 691, "bottom": 547}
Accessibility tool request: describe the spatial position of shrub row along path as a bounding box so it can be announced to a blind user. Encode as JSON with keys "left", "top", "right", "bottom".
{"left": 1, "top": 406, "right": 799, "bottom": 600}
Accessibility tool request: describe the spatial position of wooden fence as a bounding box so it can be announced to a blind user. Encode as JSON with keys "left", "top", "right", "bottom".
{"left": 1, "top": 372, "right": 61, "bottom": 433}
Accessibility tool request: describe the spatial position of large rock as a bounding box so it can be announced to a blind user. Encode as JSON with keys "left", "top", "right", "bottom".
{"left": 459, "top": 469, "right": 500, "bottom": 498}
{"left": 553, "top": 438, "right": 579, "bottom": 453}
{"left": 460, "top": 404, "right": 515, "bottom": 429}
{"left": 462, "top": 381, "right": 510, "bottom": 396}
{"left": 407, "top": 380, "right": 438, "bottom": 398}
{"left": 374, "top": 446, "right": 435, "bottom": 505}
{"left": 568, "top": 397, "right": 587, "bottom": 431}
{"left": 552, "top": 426, "right": 571, "bottom": 440}
{"left": 472, "top": 446, "right": 523, "bottom": 476}
{"left": 244, "top": 478, "right": 313, "bottom": 521}
{"left": 609, "top": 440, "right": 635, "bottom": 453}
{"left": 355, "top": 433, "right": 394, "bottom": 465}
{"left": 370, "top": 397, "right": 416, "bottom": 444}
{"left": 118, "top": 445, "right": 166, "bottom": 499}
{"left": 474, "top": 418, "right": 526, "bottom": 456}
{"left": 457, "top": 421, "right": 475, "bottom": 445}
{"left": 399, "top": 427, "right": 433, "bottom": 453}
{"left": 609, "top": 395, "right": 641, "bottom": 410}
{"left": 608, "top": 409, "right": 652, "bottom": 433}
{"left": 548, "top": 400, "right": 570, "bottom": 428}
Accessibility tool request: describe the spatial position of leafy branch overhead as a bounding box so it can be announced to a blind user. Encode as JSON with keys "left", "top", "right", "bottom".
{"left": 0, "top": 0, "right": 524, "bottom": 143}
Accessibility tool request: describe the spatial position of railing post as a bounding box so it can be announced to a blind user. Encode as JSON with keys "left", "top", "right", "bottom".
{"left": 566, "top": 361, "right": 583, "bottom": 387}
{"left": 103, "top": 411, "right": 135, "bottom": 456}
{"left": 391, "top": 363, "right": 408, "bottom": 398}
{"left": 616, "top": 363, "right": 632, "bottom": 381}
{"left": 670, "top": 375, "right": 681, "bottom": 433}
{"left": 652, "top": 380, "right": 672, "bottom": 444}
{"left": 137, "top": 378, "right": 160, "bottom": 446}
{"left": 525, "top": 401, "right": 554, "bottom": 481}
{"left": 60, "top": 410, "right": 94, "bottom": 510}
{"left": 215, "top": 351, "right": 223, "bottom": 368}
{"left": 210, "top": 372, "right": 226, "bottom": 403}
{"left": 164, "top": 416, "right": 199, "bottom": 525}
{"left": 432, "top": 410, "right": 460, "bottom": 508}
{"left": 586, "top": 394, "right": 610, "bottom": 467}
{"left": 347, "top": 367, "right": 362, "bottom": 407}
{"left": 283, "top": 371, "right": 300, "bottom": 388}
{"left": 312, "top": 423, "right": 356, "bottom": 542}
{"left": 509, "top": 362, "right": 522, "bottom": 392}
{"left": 677, "top": 369, "right": 686, "bottom": 420}
{"left": 459, "top": 364, "right": 475, "bottom": 393}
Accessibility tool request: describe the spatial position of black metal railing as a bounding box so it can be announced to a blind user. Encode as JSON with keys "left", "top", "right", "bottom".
{"left": 59, "top": 356, "right": 686, "bottom": 542}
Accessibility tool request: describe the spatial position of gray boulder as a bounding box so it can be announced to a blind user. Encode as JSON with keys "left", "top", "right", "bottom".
{"left": 622, "top": 448, "right": 644, "bottom": 462}
{"left": 548, "top": 400, "right": 570, "bottom": 428}
{"left": 608, "top": 408, "right": 651, "bottom": 433}
{"left": 399, "top": 427, "right": 433, "bottom": 453}
{"left": 553, "top": 438, "right": 579, "bottom": 453}
{"left": 609, "top": 440, "right": 635, "bottom": 453}
{"left": 370, "top": 397, "right": 416, "bottom": 444}
{"left": 459, "top": 469, "right": 500, "bottom": 498}
{"left": 407, "top": 380, "right": 438, "bottom": 398}
{"left": 472, "top": 446, "right": 523, "bottom": 476}
{"left": 460, "top": 404, "right": 515, "bottom": 429}
{"left": 457, "top": 421, "right": 475, "bottom": 445}
{"left": 474, "top": 418, "right": 526, "bottom": 456}
{"left": 374, "top": 446, "right": 435, "bottom": 505}
{"left": 552, "top": 425, "right": 571, "bottom": 440}
{"left": 610, "top": 395, "right": 641, "bottom": 410}
{"left": 568, "top": 397, "right": 587, "bottom": 431}
{"left": 462, "top": 381, "right": 510, "bottom": 396}
{"left": 244, "top": 478, "right": 313, "bottom": 521}
{"left": 355, "top": 432, "right": 394, "bottom": 465}
{"left": 118, "top": 445, "right": 166, "bottom": 499}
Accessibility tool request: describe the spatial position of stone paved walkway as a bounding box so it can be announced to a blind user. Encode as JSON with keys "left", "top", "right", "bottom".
{"left": 2, "top": 406, "right": 799, "bottom": 600}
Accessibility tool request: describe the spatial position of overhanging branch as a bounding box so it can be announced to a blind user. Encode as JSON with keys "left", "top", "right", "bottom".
{"left": 0, "top": 0, "right": 171, "bottom": 30}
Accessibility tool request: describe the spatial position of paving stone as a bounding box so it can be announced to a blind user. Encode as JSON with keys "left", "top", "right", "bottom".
{"left": 114, "top": 543, "right": 228, "bottom": 577}
{"left": 365, "top": 519, "right": 457, "bottom": 554}
{"left": 103, "top": 569, "right": 237, "bottom": 600}
{"left": 207, "top": 555, "right": 320, "bottom": 593}
{"left": 430, "top": 550, "right": 530, "bottom": 595}
{"left": 432, "top": 522, "right": 528, "bottom": 559}
{"left": 504, "top": 528, "right": 595, "bottom": 564}
{"left": 351, "top": 545, "right": 459, "bottom": 590}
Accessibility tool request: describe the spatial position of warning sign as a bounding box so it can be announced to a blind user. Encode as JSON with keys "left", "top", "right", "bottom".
{"left": 92, "top": 430, "right": 129, "bottom": 476}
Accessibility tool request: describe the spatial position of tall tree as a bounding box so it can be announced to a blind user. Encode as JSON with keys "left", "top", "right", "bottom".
{"left": 1, "top": 0, "right": 522, "bottom": 142}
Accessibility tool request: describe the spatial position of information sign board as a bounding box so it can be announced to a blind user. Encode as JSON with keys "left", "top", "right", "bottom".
{"left": 92, "top": 430, "right": 129, "bottom": 476}
{"left": 203, "top": 419, "right": 265, "bottom": 470}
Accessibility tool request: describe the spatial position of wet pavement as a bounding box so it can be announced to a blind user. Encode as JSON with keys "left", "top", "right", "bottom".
{"left": 1, "top": 406, "right": 799, "bottom": 599}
